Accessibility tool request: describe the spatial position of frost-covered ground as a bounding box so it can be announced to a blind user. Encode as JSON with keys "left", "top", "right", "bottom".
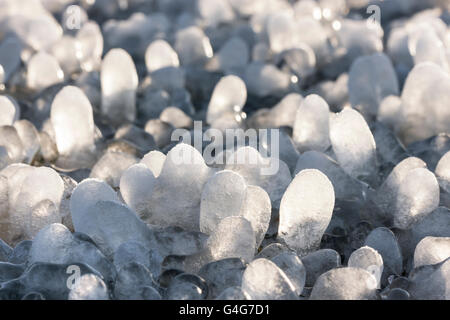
{"left": 0, "top": 0, "right": 450, "bottom": 300}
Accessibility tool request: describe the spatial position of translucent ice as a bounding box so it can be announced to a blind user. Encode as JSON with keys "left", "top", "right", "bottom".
{"left": 70, "top": 178, "right": 118, "bottom": 231}
{"left": 1, "top": 166, "right": 64, "bottom": 245}
{"left": 144, "top": 144, "right": 212, "bottom": 231}
{"left": 1, "top": 0, "right": 62, "bottom": 51}
{"left": 0, "top": 237, "right": 12, "bottom": 262}
{"left": 215, "top": 37, "right": 249, "bottom": 72}
{"left": 408, "top": 258, "right": 450, "bottom": 300}
{"left": 294, "top": 17, "right": 328, "bottom": 63}
{"left": 153, "top": 226, "right": 208, "bottom": 257}
{"left": 198, "top": 258, "right": 246, "bottom": 299}
{"left": 13, "top": 120, "right": 40, "bottom": 164}
{"left": 114, "top": 262, "right": 157, "bottom": 300}
{"left": 149, "top": 66, "right": 186, "bottom": 92}
{"left": 26, "top": 200, "right": 60, "bottom": 239}
{"left": 29, "top": 223, "right": 116, "bottom": 284}
{"left": 89, "top": 151, "right": 138, "bottom": 188}
{"left": 267, "top": 11, "right": 297, "bottom": 54}
{"left": 206, "top": 75, "right": 247, "bottom": 126}
{"left": 272, "top": 94, "right": 305, "bottom": 127}
{"left": 252, "top": 42, "right": 270, "bottom": 62}
{"left": 404, "top": 207, "right": 450, "bottom": 261}
{"left": 293, "top": 94, "right": 331, "bottom": 153}
{"left": 0, "top": 147, "right": 9, "bottom": 170}
{"left": 169, "top": 90, "right": 194, "bottom": 117}
{"left": 2, "top": 0, "right": 449, "bottom": 301}
{"left": 68, "top": 274, "right": 109, "bottom": 300}
{"left": 207, "top": 216, "right": 255, "bottom": 264}
{"left": 392, "top": 168, "right": 439, "bottom": 229}
{"left": 182, "top": 217, "right": 252, "bottom": 274}
{"left": 309, "top": 73, "right": 348, "bottom": 112}
{"left": 7, "top": 239, "right": 31, "bottom": 265}
{"left": 310, "top": 267, "right": 377, "bottom": 300}
{"left": 228, "top": 0, "right": 261, "bottom": 16}
{"left": 174, "top": 26, "right": 213, "bottom": 66}
{"left": 241, "top": 258, "right": 298, "bottom": 300}
{"left": 0, "top": 95, "right": 20, "bottom": 126}
{"left": 73, "top": 200, "right": 152, "bottom": 256}
{"left": 302, "top": 249, "right": 341, "bottom": 287}
{"left": 74, "top": 71, "right": 101, "bottom": 108}
{"left": 293, "top": 0, "right": 320, "bottom": 18}
{"left": 398, "top": 63, "right": 450, "bottom": 145}
{"left": 50, "top": 36, "right": 80, "bottom": 76}
{"left": 318, "top": 0, "right": 347, "bottom": 20}
{"left": 225, "top": 146, "right": 292, "bottom": 209}
{"left": 59, "top": 175, "right": 76, "bottom": 231}
{"left": 144, "top": 120, "right": 174, "bottom": 149}
{"left": 0, "top": 262, "right": 24, "bottom": 282}
{"left": 145, "top": 40, "right": 179, "bottom": 73}
{"left": 248, "top": 93, "right": 303, "bottom": 129}
{"left": 414, "top": 237, "right": 450, "bottom": 268}
{"left": 239, "top": 185, "right": 271, "bottom": 249}
{"left": 277, "top": 45, "right": 316, "bottom": 80}
{"left": 200, "top": 170, "right": 247, "bottom": 235}
{"left": 0, "top": 36, "right": 22, "bottom": 82}
{"left": 372, "top": 122, "right": 408, "bottom": 166}
{"left": 197, "top": 0, "right": 234, "bottom": 27}
{"left": 102, "top": 12, "right": 168, "bottom": 57}
{"left": 21, "top": 292, "right": 45, "bottom": 300}
{"left": 332, "top": 19, "right": 383, "bottom": 74}
{"left": 436, "top": 151, "right": 450, "bottom": 193}
{"left": 348, "top": 246, "right": 384, "bottom": 289}
{"left": 200, "top": 170, "right": 270, "bottom": 249}
{"left": 101, "top": 49, "right": 138, "bottom": 127}
{"left": 160, "top": 107, "right": 193, "bottom": 129}
{"left": 294, "top": 151, "right": 364, "bottom": 201}
{"left": 0, "top": 126, "right": 24, "bottom": 164}
{"left": 386, "top": 288, "right": 410, "bottom": 300}
{"left": 77, "top": 21, "right": 103, "bottom": 72}
{"left": 114, "top": 124, "right": 156, "bottom": 153}
{"left": 348, "top": 53, "right": 399, "bottom": 119}
{"left": 0, "top": 262, "right": 102, "bottom": 300}
{"left": 113, "top": 241, "right": 162, "bottom": 277}
{"left": 124, "top": 286, "right": 161, "bottom": 300}
{"left": 244, "top": 62, "right": 290, "bottom": 97}
{"left": 120, "top": 164, "right": 156, "bottom": 217}
{"left": 375, "top": 157, "right": 427, "bottom": 215}
{"left": 329, "top": 108, "right": 377, "bottom": 184}
{"left": 410, "top": 27, "right": 449, "bottom": 70}
{"left": 278, "top": 169, "right": 335, "bottom": 256}
{"left": 140, "top": 150, "right": 166, "bottom": 177}
{"left": 386, "top": 23, "right": 414, "bottom": 71}
{"left": 255, "top": 243, "right": 290, "bottom": 260}
{"left": 38, "top": 131, "right": 59, "bottom": 163}
{"left": 50, "top": 86, "right": 96, "bottom": 167}
{"left": 27, "top": 51, "right": 64, "bottom": 91}
{"left": 165, "top": 273, "right": 207, "bottom": 300}
{"left": 1, "top": 164, "right": 33, "bottom": 205}
{"left": 407, "top": 134, "right": 450, "bottom": 171}
{"left": 365, "top": 227, "right": 402, "bottom": 286}
{"left": 271, "top": 252, "right": 306, "bottom": 296}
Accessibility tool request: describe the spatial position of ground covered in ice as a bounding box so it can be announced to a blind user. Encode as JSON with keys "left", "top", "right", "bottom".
{"left": 0, "top": 0, "right": 450, "bottom": 300}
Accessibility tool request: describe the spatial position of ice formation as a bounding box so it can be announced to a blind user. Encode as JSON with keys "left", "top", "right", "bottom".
{"left": 0, "top": 0, "right": 449, "bottom": 302}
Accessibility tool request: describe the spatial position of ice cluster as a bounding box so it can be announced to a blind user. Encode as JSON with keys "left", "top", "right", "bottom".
{"left": 0, "top": 0, "right": 450, "bottom": 301}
